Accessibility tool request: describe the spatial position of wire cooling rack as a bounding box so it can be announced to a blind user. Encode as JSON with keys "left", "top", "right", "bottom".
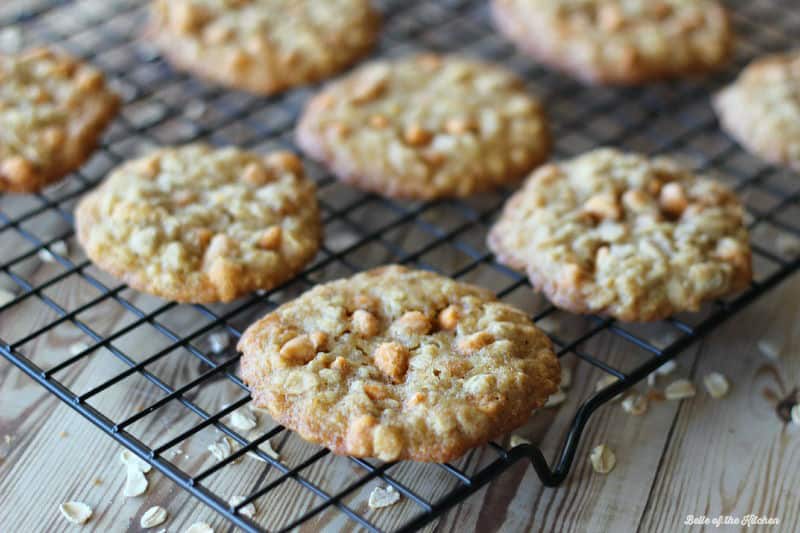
{"left": 1, "top": 0, "right": 799, "bottom": 531}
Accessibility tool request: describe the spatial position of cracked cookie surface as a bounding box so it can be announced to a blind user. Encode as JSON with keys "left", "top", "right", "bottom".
{"left": 296, "top": 54, "right": 550, "bottom": 199}
{"left": 148, "top": 0, "right": 380, "bottom": 95}
{"left": 488, "top": 148, "right": 752, "bottom": 322}
{"left": 491, "top": 0, "right": 733, "bottom": 85}
{"left": 238, "top": 265, "right": 560, "bottom": 462}
{"left": 714, "top": 51, "right": 800, "bottom": 171}
{"left": 75, "top": 144, "right": 321, "bottom": 303}
{"left": 0, "top": 47, "right": 119, "bottom": 193}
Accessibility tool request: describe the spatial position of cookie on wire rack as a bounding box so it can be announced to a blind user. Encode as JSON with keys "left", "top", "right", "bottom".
{"left": 147, "top": 0, "right": 381, "bottom": 95}
{"left": 488, "top": 148, "right": 752, "bottom": 322}
{"left": 296, "top": 54, "right": 551, "bottom": 200}
{"left": 0, "top": 47, "right": 119, "bottom": 193}
{"left": 491, "top": 0, "right": 734, "bottom": 85}
{"left": 713, "top": 50, "right": 800, "bottom": 171}
{"left": 238, "top": 265, "right": 560, "bottom": 463}
{"left": 75, "top": 144, "right": 321, "bottom": 303}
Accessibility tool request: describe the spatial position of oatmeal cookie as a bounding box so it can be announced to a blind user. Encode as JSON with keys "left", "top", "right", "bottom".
{"left": 147, "top": 0, "right": 380, "bottom": 95}
{"left": 488, "top": 149, "right": 752, "bottom": 322}
{"left": 0, "top": 47, "right": 119, "bottom": 193}
{"left": 713, "top": 51, "right": 800, "bottom": 171}
{"left": 491, "top": 0, "right": 733, "bottom": 85}
{"left": 296, "top": 54, "right": 551, "bottom": 199}
{"left": 75, "top": 144, "right": 321, "bottom": 303}
{"left": 238, "top": 265, "right": 560, "bottom": 462}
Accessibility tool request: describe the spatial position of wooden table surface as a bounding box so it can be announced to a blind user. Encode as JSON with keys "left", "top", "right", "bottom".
{"left": 1, "top": 264, "right": 798, "bottom": 532}
{"left": 2, "top": 1, "right": 800, "bottom": 532}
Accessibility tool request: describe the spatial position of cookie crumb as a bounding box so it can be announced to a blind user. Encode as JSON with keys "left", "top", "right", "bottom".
{"left": 757, "top": 340, "right": 781, "bottom": 360}
{"left": 208, "top": 331, "right": 230, "bottom": 354}
{"left": 230, "top": 410, "right": 257, "bottom": 432}
{"left": 230, "top": 496, "right": 256, "bottom": 518}
{"left": 124, "top": 466, "right": 148, "bottom": 497}
{"left": 509, "top": 434, "right": 531, "bottom": 448}
{"left": 185, "top": 522, "right": 214, "bottom": 533}
{"left": 140, "top": 506, "right": 168, "bottom": 529}
{"left": 544, "top": 389, "right": 566, "bottom": 408}
{"left": 368, "top": 485, "right": 400, "bottom": 509}
{"left": 38, "top": 240, "right": 68, "bottom": 263}
{"left": 621, "top": 393, "right": 648, "bottom": 415}
{"left": 59, "top": 501, "right": 92, "bottom": 525}
{"left": 664, "top": 379, "right": 696, "bottom": 401}
{"left": 703, "top": 372, "right": 730, "bottom": 399}
{"left": 589, "top": 444, "right": 616, "bottom": 474}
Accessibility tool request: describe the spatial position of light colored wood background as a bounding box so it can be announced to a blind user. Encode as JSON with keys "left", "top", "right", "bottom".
{"left": 2, "top": 0, "right": 800, "bottom": 532}
{"left": 1, "top": 251, "right": 798, "bottom": 532}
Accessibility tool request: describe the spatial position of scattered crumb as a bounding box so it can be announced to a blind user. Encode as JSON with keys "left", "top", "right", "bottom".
{"left": 208, "top": 331, "right": 230, "bottom": 354}
{"left": 124, "top": 466, "right": 148, "bottom": 497}
{"left": 703, "top": 372, "right": 730, "bottom": 399}
{"left": 509, "top": 434, "right": 531, "bottom": 448}
{"left": 757, "top": 340, "right": 781, "bottom": 360}
{"left": 186, "top": 522, "right": 214, "bottom": 533}
{"left": 544, "top": 389, "right": 566, "bottom": 408}
{"left": 69, "top": 341, "right": 90, "bottom": 356}
{"left": 208, "top": 436, "right": 241, "bottom": 463}
{"left": 140, "top": 505, "right": 168, "bottom": 529}
{"left": 38, "top": 240, "right": 68, "bottom": 263}
{"left": 621, "top": 393, "right": 648, "bottom": 415}
{"left": 595, "top": 375, "right": 622, "bottom": 401}
{"left": 246, "top": 436, "right": 280, "bottom": 462}
{"left": 589, "top": 444, "right": 616, "bottom": 474}
{"left": 59, "top": 431, "right": 69, "bottom": 438}
{"left": 92, "top": 477, "right": 103, "bottom": 486}
{"left": 120, "top": 450, "right": 152, "bottom": 473}
{"left": 59, "top": 501, "right": 93, "bottom": 525}
{"left": 230, "top": 496, "right": 256, "bottom": 519}
{"left": 368, "top": 485, "right": 401, "bottom": 509}
{"left": 230, "top": 410, "right": 257, "bottom": 432}
{"left": 656, "top": 360, "right": 677, "bottom": 376}
{"left": 664, "top": 379, "right": 696, "bottom": 401}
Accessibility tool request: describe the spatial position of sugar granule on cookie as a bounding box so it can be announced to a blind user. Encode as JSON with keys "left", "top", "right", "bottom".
{"left": 714, "top": 51, "right": 800, "bottom": 171}
{"left": 296, "top": 54, "right": 551, "bottom": 200}
{"left": 0, "top": 47, "right": 119, "bottom": 193}
{"left": 148, "top": 0, "right": 380, "bottom": 95}
{"left": 491, "top": 0, "right": 733, "bottom": 85}
{"left": 75, "top": 144, "right": 321, "bottom": 303}
{"left": 488, "top": 148, "right": 752, "bottom": 322}
{"left": 238, "top": 265, "right": 560, "bottom": 463}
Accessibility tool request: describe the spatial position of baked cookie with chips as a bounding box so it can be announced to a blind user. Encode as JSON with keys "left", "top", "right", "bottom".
{"left": 491, "top": 0, "right": 733, "bottom": 85}
{"left": 488, "top": 148, "right": 752, "bottom": 321}
{"left": 148, "top": 0, "right": 380, "bottom": 95}
{"left": 296, "top": 54, "right": 551, "bottom": 199}
{"left": 75, "top": 144, "right": 321, "bottom": 303}
{"left": 0, "top": 47, "right": 119, "bottom": 193}
{"left": 239, "top": 265, "right": 560, "bottom": 462}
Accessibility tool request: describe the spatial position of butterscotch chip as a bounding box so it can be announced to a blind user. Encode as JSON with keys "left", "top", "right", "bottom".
{"left": 238, "top": 265, "right": 560, "bottom": 462}
{"left": 148, "top": 0, "right": 380, "bottom": 95}
{"left": 491, "top": 0, "right": 733, "bottom": 85}
{"left": 0, "top": 47, "right": 119, "bottom": 193}
{"left": 713, "top": 51, "right": 800, "bottom": 171}
{"left": 297, "top": 55, "right": 551, "bottom": 200}
{"left": 488, "top": 148, "right": 752, "bottom": 321}
{"left": 75, "top": 144, "right": 321, "bottom": 303}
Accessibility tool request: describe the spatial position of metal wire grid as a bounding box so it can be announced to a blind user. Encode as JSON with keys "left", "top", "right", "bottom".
{"left": 1, "top": 0, "right": 799, "bottom": 531}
